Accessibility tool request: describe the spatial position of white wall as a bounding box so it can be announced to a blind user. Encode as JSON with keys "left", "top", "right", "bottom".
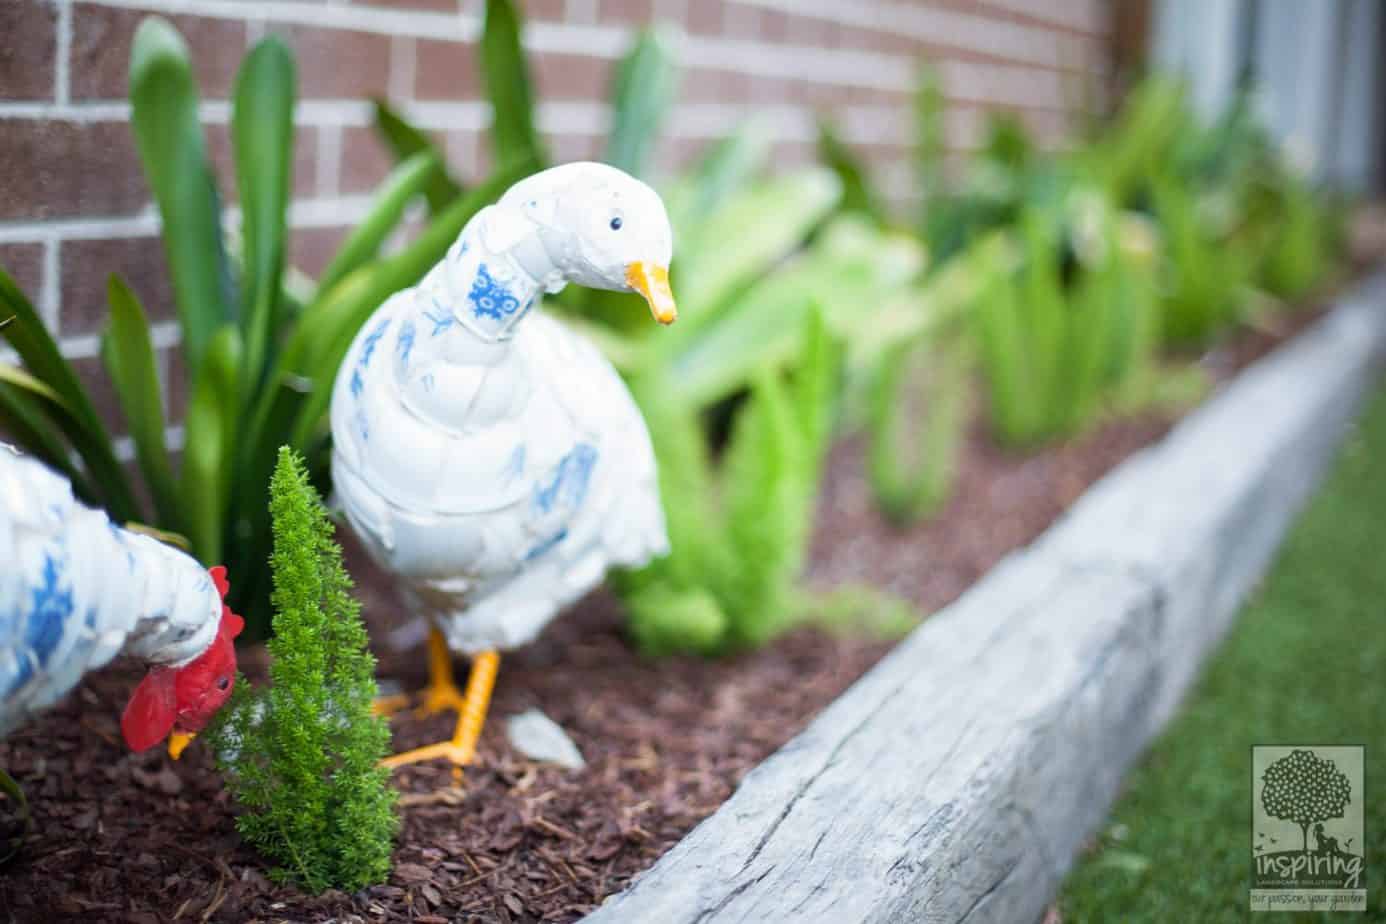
{"left": 1152, "top": 0, "right": 1382, "bottom": 191}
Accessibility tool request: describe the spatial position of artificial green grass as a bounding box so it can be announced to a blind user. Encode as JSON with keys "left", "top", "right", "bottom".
{"left": 1059, "top": 383, "right": 1386, "bottom": 922}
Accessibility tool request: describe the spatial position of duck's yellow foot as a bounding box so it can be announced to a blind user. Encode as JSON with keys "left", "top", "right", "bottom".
{"left": 413, "top": 680, "right": 469, "bottom": 719}
{"left": 371, "top": 693, "right": 412, "bottom": 717}
{"left": 381, "top": 649, "right": 500, "bottom": 785}
{"left": 380, "top": 739, "right": 476, "bottom": 770}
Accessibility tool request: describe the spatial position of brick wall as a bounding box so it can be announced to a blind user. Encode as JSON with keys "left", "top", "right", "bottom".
{"left": 0, "top": 0, "right": 1111, "bottom": 451}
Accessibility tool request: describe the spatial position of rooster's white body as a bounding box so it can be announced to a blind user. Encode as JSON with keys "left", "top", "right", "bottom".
{"left": 0, "top": 445, "right": 223, "bottom": 737}
{"left": 330, "top": 163, "right": 670, "bottom": 654}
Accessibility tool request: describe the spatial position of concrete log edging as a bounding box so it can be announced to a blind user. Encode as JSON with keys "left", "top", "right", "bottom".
{"left": 582, "top": 272, "right": 1386, "bottom": 924}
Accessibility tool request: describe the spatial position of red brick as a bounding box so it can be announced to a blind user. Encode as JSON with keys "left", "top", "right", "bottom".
{"left": 291, "top": 225, "right": 351, "bottom": 280}
{"left": 518, "top": 0, "right": 568, "bottom": 20}
{"left": 818, "top": 20, "right": 846, "bottom": 49}
{"left": 0, "top": 119, "right": 148, "bottom": 220}
{"left": 204, "top": 122, "right": 318, "bottom": 202}
{"left": 532, "top": 52, "right": 609, "bottom": 101}
{"left": 836, "top": 24, "right": 884, "bottom": 51}
{"left": 758, "top": 8, "right": 792, "bottom": 42}
{"left": 59, "top": 237, "right": 175, "bottom": 337}
{"left": 784, "top": 13, "right": 830, "bottom": 46}
{"left": 267, "top": 25, "right": 391, "bottom": 100}
{"left": 1, "top": 1, "right": 57, "bottom": 100}
{"left": 549, "top": 132, "right": 599, "bottom": 163}
{"left": 686, "top": 0, "right": 724, "bottom": 35}
{"left": 679, "top": 67, "right": 751, "bottom": 104}
{"left": 70, "top": 4, "right": 246, "bottom": 101}
{"left": 873, "top": 29, "right": 920, "bottom": 56}
{"left": 789, "top": 79, "right": 853, "bottom": 108}
{"left": 415, "top": 38, "right": 482, "bottom": 101}
{"left": 70, "top": 354, "right": 129, "bottom": 441}
{"left": 352, "top": 0, "right": 460, "bottom": 10}
{"left": 599, "top": 0, "right": 655, "bottom": 23}
{"left": 770, "top": 139, "right": 815, "bottom": 167}
{"left": 339, "top": 125, "right": 396, "bottom": 194}
{"left": 163, "top": 344, "right": 188, "bottom": 427}
{"left": 658, "top": 135, "right": 708, "bottom": 172}
{"left": 473, "top": 134, "right": 494, "bottom": 175}
{"left": 721, "top": 6, "right": 761, "bottom": 39}
{"left": 0, "top": 244, "right": 44, "bottom": 305}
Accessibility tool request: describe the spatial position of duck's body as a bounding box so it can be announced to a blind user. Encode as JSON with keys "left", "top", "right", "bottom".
{"left": 330, "top": 214, "right": 666, "bottom": 653}
{"left": 330, "top": 162, "right": 678, "bottom": 775}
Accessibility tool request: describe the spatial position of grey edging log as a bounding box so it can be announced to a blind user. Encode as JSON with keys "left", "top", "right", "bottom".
{"left": 583, "top": 272, "right": 1386, "bottom": 924}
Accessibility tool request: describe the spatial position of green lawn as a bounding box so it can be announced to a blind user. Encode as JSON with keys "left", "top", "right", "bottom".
{"left": 1059, "top": 384, "right": 1386, "bottom": 922}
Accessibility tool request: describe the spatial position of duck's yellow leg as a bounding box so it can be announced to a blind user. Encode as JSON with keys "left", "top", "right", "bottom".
{"left": 381, "top": 633, "right": 500, "bottom": 776}
{"left": 371, "top": 627, "right": 466, "bottom": 716}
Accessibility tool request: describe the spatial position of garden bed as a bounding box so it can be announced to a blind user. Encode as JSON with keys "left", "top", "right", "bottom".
{"left": 0, "top": 285, "right": 1366, "bottom": 923}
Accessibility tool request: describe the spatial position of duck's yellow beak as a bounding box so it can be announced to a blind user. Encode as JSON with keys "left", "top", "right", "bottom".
{"left": 626, "top": 262, "right": 677, "bottom": 325}
{"left": 168, "top": 731, "right": 195, "bottom": 760}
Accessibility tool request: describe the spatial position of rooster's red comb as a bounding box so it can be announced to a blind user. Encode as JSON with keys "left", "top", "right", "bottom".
{"left": 209, "top": 566, "right": 245, "bottom": 640}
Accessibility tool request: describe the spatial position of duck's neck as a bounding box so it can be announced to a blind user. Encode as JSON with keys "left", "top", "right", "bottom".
{"left": 416, "top": 205, "right": 562, "bottom": 350}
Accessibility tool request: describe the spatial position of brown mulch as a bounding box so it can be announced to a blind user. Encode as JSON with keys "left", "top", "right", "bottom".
{"left": 0, "top": 296, "right": 1340, "bottom": 923}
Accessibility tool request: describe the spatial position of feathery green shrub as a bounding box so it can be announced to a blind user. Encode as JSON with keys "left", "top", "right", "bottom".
{"left": 207, "top": 447, "right": 397, "bottom": 893}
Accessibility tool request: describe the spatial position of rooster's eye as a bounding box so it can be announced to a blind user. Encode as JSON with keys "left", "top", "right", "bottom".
{"left": 216, "top": 676, "right": 230, "bottom": 691}
{"left": 609, "top": 216, "right": 623, "bottom": 231}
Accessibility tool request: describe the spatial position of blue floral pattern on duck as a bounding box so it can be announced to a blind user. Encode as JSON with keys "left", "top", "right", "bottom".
{"left": 423, "top": 297, "right": 456, "bottom": 336}
{"left": 351, "top": 317, "right": 391, "bottom": 399}
{"left": 468, "top": 264, "right": 522, "bottom": 320}
{"left": 397, "top": 319, "right": 417, "bottom": 367}
{"left": 531, "top": 443, "right": 598, "bottom": 516}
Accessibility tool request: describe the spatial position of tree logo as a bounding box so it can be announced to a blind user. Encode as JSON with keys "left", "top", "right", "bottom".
{"left": 1252, "top": 745, "right": 1366, "bottom": 912}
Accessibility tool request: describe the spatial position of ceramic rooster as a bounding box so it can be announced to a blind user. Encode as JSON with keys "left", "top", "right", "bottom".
{"left": 331, "top": 162, "right": 676, "bottom": 773}
{"left": 0, "top": 443, "right": 243, "bottom": 756}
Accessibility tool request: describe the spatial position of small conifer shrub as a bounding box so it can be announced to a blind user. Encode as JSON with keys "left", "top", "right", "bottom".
{"left": 207, "top": 446, "right": 397, "bottom": 892}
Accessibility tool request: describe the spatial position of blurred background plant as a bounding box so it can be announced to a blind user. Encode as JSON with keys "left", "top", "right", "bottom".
{"left": 0, "top": 17, "right": 523, "bottom": 637}
{"left": 0, "top": 0, "right": 1353, "bottom": 654}
{"left": 816, "top": 67, "right": 1342, "bottom": 461}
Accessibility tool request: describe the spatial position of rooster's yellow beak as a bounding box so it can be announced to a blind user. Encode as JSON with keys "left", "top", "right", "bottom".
{"left": 168, "top": 731, "right": 195, "bottom": 760}
{"left": 626, "top": 262, "right": 677, "bottom": 325}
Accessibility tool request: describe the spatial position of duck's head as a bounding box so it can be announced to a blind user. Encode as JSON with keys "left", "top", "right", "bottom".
{"left": 498, "top": 162, "right": 677, "bottom": 325}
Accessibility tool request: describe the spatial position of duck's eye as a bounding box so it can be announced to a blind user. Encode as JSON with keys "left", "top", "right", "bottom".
{"left": 609, "top": 216, "right": 623, "bottom": 231}
{"left": 216, "top": 676, "right": 230, "bottom": 691}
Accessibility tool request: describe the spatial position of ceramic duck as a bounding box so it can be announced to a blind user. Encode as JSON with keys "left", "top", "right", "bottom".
{"left": 329, "top": 162, "right": 676, "bottom": 773}
{"left": 0, "top": 444, "right": 243, "bottom": 754}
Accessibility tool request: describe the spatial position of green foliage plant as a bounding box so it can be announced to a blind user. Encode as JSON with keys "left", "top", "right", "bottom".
{"left": 866, "top": 329, "right": 970, "bottom": 525}
{"left": 207, "top": 447, "right": 397, "bottom": 893}
{"left": 971, "top": 191, "right": 1160, "bottom": 448}
{"left": 614, "top": 310, "right": 842, "bottom": 655}
{"left": 0, "top": 18, "right": 519, "bottom": 636}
